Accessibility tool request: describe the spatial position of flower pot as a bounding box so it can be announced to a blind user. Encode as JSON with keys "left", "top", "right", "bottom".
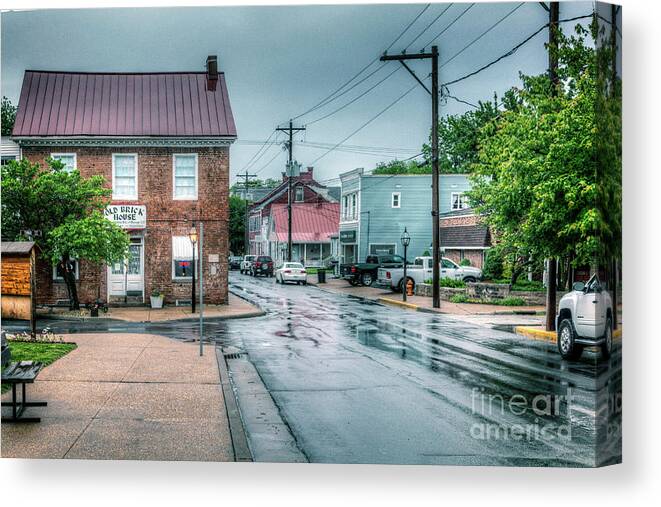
{"left": 150, "top": 295, "right": 164, "bottom": 309}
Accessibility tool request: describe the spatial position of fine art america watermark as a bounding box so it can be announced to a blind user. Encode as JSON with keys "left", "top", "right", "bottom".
{"left": 470, "top": 387, "right": 573, "bottom": 442}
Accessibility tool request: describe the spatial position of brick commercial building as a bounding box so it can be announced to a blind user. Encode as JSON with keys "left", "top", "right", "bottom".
{"left": 11, "top": 57, "right": 236, "bottom": 305}
{"left": 439, "top": 208, "right": 491, "bottom": 269}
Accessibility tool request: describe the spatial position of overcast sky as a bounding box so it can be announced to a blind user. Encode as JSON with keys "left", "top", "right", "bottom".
{"left": 1, "top": 1, "right": 593, "bottom": 185}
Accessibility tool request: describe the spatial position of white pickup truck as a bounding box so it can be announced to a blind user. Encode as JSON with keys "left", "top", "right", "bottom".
{"left": 377, "top": 256, "right": 483, "bottom": 292}
{"left": 556, "top": 274, "right": 614, "bottom": 360}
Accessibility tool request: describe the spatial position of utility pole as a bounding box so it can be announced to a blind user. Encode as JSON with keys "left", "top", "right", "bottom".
{"left": 381, "top": 46, "right": 440, "bottom": 308}
{"left": 276, "top": 120, "right": 306, "bottom": 261}
{"left": 236, "top": 170, "right": 257, "bottom": 255}
{"left": 545, "top": 1, "right": 559, "bottom": 332}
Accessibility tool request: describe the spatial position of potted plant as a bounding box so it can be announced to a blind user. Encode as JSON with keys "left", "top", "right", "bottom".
{"left": 150, "top": 289, "right": 164, "bottom": 309}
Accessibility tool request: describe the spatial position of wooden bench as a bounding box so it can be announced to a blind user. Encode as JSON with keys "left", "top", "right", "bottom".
{"left": 2, "top": 361, "right": 47, "bottom": 423}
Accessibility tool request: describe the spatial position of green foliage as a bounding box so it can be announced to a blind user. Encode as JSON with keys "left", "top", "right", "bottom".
{"left": 1, "top": 157, "right": 129, "bottom": 307}
{"left": 229, "top": 194, "right": 247, "bottom": 255}
{"left": 1, "top": 96, "right": 16, "bottom": 136}
{"left": 47, "top": 211, "right": 129, "bottom": 265}
{"left": 468, "top": 22, "right": 621, "bottom": 269}
{"left": 230, "top": 177, "right": 280, "bottom": 191}
{"left": 449, "top": 294, "right": 527, "bottom": 306}
{"left": 371, "top": 159, "right": 429, "bottom": 175}
{"left": 482, "top": 248, "right": 504, "bottom": 280}
{"left": 2, "top": 341, "right": 76, "bottom": 392}
{"left": 450, "top": 294, "right": 469, "bottom": 304}
{"left": 422, "top": 100, "right": 501, "bottom": 174}
{"left": 459, "top": 258, "right": 471, "bottom": 266}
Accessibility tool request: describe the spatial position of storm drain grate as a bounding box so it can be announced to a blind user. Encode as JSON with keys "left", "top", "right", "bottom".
{"left": 224, "top": 352, "right": 247, "bottom": 360}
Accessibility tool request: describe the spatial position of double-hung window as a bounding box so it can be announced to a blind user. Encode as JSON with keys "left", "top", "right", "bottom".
{"left": 391, "top": 192, "right": 401, "bottom": 208}
{"left": 451, "top": 192, "right": 469, "bottom": 210}
{"left": 172, "top": 236, "right": 198, "bottom": 279}
{"left": 51, "top": 153, "right": 77, "bottom": 172}
{"left": 295, "top": 185, "right": 304, "bottom": 202}
{"left": 112, "top": 154, "right": 138, "bottom": 200}
{"left": 173, "top": 154, "right": 198, "bottom": 200}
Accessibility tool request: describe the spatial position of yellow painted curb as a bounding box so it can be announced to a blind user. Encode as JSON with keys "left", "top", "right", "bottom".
{"left": 378, "top": 297, "right": 419, "bottom": 311}
{"left": 514, "top": 326, "right": 556, "bottom": 343}
{"left": 515, "top": 326, "right": 623, "bottom": 343}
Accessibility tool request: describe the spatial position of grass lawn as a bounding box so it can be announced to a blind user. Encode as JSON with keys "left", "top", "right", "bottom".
{"left": 1, "top": 341, "right": 76, "bottom": 393}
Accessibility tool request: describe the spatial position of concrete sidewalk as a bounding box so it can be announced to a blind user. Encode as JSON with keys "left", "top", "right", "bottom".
{"left": 1, "top": 333, "right": 235, "bottom": 461}
{"left": 37, "top": 293, "right": 263, "bottom": 323}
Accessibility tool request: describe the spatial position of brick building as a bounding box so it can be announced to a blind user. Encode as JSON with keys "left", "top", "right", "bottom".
{"left": 11, "top": 57, "right": 236, "bottom": 305}
{"left": 247, "top": 167, "right": 340, "bottom": 263}
{"left": 439, "top": 208, "right": 491, "bottom": 269}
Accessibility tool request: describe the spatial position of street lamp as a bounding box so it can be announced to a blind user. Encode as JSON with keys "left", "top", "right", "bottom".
{"left": 401, "top": 227, "right": 411, "bottom": 302}
{"left": 189, "top": 223, "right": 198, "bottom": 314}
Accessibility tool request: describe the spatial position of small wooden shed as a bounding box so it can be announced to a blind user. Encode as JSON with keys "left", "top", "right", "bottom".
{"left": 1, "top": 241, "right": 38, "bottom": 334}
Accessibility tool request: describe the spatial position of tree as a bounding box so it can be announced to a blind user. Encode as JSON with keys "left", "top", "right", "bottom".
{"left": 229, "top": 194, "right": 247, "bottom": 255}
{"left": 1, "top": 157, "right": 129, "bottom": 309}
{"left": 423, "top": 100, "right": 501, "bottom": 174}
{"left": 468, "top": 21, "right": 621, "bottom": 328}
{"left": 2, "top": 96, "right": 17, "bottom": 136}
{"left": 372, "top": 100, "right": 500, "bottom": 176}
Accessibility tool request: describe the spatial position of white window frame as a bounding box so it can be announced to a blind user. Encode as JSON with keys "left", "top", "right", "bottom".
{"left": 50, "top": 152, "right": 77, "bottom": 172}
{"left": 172, "top": 236, "right": 199, "bottom": 280}
{"left": 451, "top": 192, "right": 469, "bottom": 210}
{"left": 172, "top": 153, "right": 199, "bottom": 200}
{"left": 391, "top": 192, "right": 401, "bottom": 208}
{"left": 294, "top": 185, "right": 305, "bottom": 202}
{"left": 52, "top": 258, "right": 80, "bottom": 281}
{"left": 112, "top": 153, "right": 138, "bottom": 200}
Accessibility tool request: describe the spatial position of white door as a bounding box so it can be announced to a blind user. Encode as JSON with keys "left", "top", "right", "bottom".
{"left": 108, "top": 240, "right": 144, "bottom": 299}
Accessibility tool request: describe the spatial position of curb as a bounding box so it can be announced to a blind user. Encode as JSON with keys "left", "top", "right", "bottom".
{"left": 377, "top": 297, "right": 420, "bottom": 311}
{"left": 514, "top": 326, "right": 623, "bottom": 343}
{"left": 35, "top": 308, "right": 265, "bottom": 324}
{"left": 215, "top": 347, "right": 253, "bottom": 462}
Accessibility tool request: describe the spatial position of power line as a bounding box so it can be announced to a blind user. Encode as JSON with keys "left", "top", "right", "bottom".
{"left": 440, "top": 2, "right": 526, "bottom": 69}
{"left": 290, "top": 3, "right": 432, "bottom": 122}
{"left": 385, "top": 3, "right": 431, "bottom": 52}
{"left": 253, "top": 146, "right": 285, "bottom": 175}
{"left": 304, "top": 66, "right": 402, "bottom": 126}
{"left": 307, "top": 79, "right": 424, "bottom": 166}
{"left": 403, "top": 3, "right": 454, "bottom": 51}
{"left": 421, "top": 3, "right": 475, "bottom": 50}
{"left": 442, "top": 14, "right": 593, "bottom": 88}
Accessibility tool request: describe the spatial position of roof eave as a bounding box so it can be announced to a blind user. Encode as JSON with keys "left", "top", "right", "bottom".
{"left": 13, "top": 136, "right": 237, "bottom": 148}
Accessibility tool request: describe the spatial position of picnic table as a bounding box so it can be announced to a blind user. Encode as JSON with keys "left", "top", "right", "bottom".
{"left": 2, "top": 361, "right": 47, "bottom": 423}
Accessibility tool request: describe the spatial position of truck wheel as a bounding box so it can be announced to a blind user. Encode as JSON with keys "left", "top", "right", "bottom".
{"left": 601, "top": 316, "right": 613, "bottom": 359}
{"left": 463, "top": 276, "right": 476, "bottom": 283}
{"left": 361, "top": 272, "right": 374, "bottom": 287}
{"left": 348, "top": 279, "right": 358, "bottom": 286}
{"left": 557, "top": 318, "right": 583, "bottom": 360}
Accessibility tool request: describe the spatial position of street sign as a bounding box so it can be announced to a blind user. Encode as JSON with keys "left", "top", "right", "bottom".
{"left": 340, "top": 230, "right": 356, "bottom": 243}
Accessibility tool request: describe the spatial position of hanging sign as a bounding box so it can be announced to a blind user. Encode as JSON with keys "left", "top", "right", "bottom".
{"left": 104, "top": 205, "right": 147, "bottom": 229}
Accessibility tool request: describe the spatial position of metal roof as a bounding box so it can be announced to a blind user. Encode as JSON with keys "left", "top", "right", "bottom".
{"left": 1, "top": 241, "right": 36, "bottom": 255}
{"left": 440, "top": 225, "right": 491, "bottom": 248}
{"left": 270, "top": 203, "right": 339, "bottom": 243}
{"left": 12, "top": 70, "right": 236, "bottom": 138}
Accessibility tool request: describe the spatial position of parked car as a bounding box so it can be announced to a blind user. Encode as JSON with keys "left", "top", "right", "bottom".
{"left": 556, "top": 274, "right": 614, "bottom": 360}
{"left": 250, "top": 255, "right": 274, "bottom": 277}
{"left": 240, "top": 255, "right": 256, "bottom": 274}
{"left": 275, "top": 262, "right": 307, "bottom": 285}
{"left": 229, "top": 256, "right": 242, "bottom": 270}
{"left": 340, "top": 254, "right": 405, "bottom": 287}
{"left": 378, "top": 256, "right": 483, "bottom": 292}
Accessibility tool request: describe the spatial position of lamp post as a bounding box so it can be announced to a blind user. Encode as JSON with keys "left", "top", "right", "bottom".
{"left": 189, "top": 223, "right": 198, "bottom": 314}
{"left": 401, "top": 227, "right": 411, "bottom": 302}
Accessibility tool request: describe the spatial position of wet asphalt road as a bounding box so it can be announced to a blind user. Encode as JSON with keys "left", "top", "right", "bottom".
{"left": 5, "top": 272, "right": 622, "bottom": 466}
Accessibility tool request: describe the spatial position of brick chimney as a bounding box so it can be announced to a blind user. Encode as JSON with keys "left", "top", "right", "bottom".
{"left": 206, "top": 55, "right": 218, "bottom": 91}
